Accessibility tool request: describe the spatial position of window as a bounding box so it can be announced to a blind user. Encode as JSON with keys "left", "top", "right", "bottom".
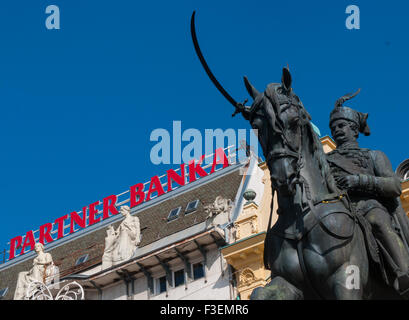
{"left": 156, "top": 276, "right": 167, "bottom": 294}
{"left": 185, "top": 200, "right": 199, "bottom": 214}
{"left": 75, "top": 254, "right": 89, "bottom": 266}
{"left": 0, "top": 287, "right": 8, "bottom": 299}
{"left": 173, "top": 269, "right": 185, "bottom": 287}
{"left": 192, "top": 262, "right": 205, "bottom": 280}
{"left": 167, "top": 207, "right": 181, "bottom": 221}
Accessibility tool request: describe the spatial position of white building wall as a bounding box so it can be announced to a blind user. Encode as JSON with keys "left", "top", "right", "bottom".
{"left": 83, "top": 244, "right": 232, "bottom": 300}
{"left": 129, "top": 247, "right": 232, "bottom": 300}
{"left": 133, "top": 276, "right": 149, "bottom": 300}
{"left": 245, "top": 160, "right": 266, "bottom": 206}
{"left": 230, "top": 156, "right": 265, "bottom": 225}
{"left": 84, "top": 290, "right": 99, "bottom": 300}
{"left": 102, "top": 282, "right": 127, "bottom": 300}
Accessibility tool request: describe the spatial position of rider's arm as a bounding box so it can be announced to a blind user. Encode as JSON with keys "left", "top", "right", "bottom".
{"left": 239, "top": 105, "right": 252, "bottom": 121}
{"left": 366, "top": 150, "right": 402, "bottom": 198}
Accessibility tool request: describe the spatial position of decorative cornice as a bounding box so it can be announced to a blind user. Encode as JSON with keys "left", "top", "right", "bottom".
{"left": 320, "top": 136, "right": 337, "bottom": 153}
{"left": 221, "top": 232, "right": 265, "bottom": 268}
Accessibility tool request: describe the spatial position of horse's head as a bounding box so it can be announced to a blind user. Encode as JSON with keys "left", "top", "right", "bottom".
{"left": 244, "top": 68, "right": 311, "bottom": 196}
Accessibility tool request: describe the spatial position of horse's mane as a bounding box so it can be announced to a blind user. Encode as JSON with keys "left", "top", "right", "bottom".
{"left": 304, "top": 120, "right": 340, "bottom": 195}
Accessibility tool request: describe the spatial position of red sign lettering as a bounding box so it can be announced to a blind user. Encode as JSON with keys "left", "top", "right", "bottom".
{"left": 130, "top": 183, "right": 145, "bottom": 208}
{"left": 20, "top": 231, "right": 35, "bottom": 255}
{"left": 8, "top": 148, "right": 231, "bottom": 260}
{"left": 167, "top": 164, "right": 185, "bottom": 192}
{"left": 88, "top": 202, "right": 100, "bottom": 226}
{"left": 103, "top": 195, "right": 118, "bottom": 220}
{"left": 54, "top": 215, "right": 68, "bottom": 240}
{"left": 188, "top": 155, "right": 208, "bottom": 183}
{"left": 9, "top": 236, "right": 22, "bottom": 260}
{"left": 146, "top": 175, "right": 166, "bottom": 201}
{"left": 210, "top": 148, "right": 230, "bottom": 173}
{"left": 39, "top": 223, "right": 54, "bottom": 244}
{"left": 69, "top": 210, "right": 86, "bottom": 234}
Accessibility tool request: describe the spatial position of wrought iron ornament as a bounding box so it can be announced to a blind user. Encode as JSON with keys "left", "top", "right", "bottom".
{"left": 25, "top": 281, "right": 84, "bottom": 300}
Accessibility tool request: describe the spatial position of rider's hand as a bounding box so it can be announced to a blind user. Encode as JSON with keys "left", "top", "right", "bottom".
{"left": 336, "top": 175, "right": 359, "bottom": 190}
{"left": 235, "top": 104, "right": 244, "bottom": 114}
{"left": 232, "top": 99, "right": 248, "bottom": 117}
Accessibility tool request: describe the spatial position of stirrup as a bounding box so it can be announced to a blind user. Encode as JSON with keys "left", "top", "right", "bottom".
{"left": 399, "top": 286, "right": 409, "bottom": 300}
{"left": 397, "top": 272, "right": 409, "bottom": 299}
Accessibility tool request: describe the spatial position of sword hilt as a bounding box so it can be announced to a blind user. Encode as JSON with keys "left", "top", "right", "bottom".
{"left": 232, "top": 99, "right": 248, "bottom": 117}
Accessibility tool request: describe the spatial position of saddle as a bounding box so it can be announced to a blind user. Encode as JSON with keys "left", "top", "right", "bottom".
{"left": 264, "top": 194, "right": 383, "bottom": 276}
{"left": 268, "top": 196, "right": 355, "bottom": 241}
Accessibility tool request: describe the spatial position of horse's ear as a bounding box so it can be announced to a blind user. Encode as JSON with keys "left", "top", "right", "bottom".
{"left": 281, "top": 67, "right": 292, "bottom": 91}
{"left": 243, "top": 76, "right": 260, "bottom": 99}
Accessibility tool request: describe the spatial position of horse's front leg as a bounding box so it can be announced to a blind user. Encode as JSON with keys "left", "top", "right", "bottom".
{"left": 304, "top": 216, "right": 369, "bottom": 300}
{"left": 251, "top": 276, "right": 303, "bottom": 300}
{"left": 326, "top": 262, "right": 366, "bottom": 299}
{"left": 329, "top": 227, "right": 369, "bottom": 300}
{"left": 251, "top": 235, "right": 306, "bottom": 300}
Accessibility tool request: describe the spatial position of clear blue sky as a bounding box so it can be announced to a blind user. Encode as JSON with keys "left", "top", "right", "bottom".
{"left": 0, "top": 0, "right": 408, "bottom": 256}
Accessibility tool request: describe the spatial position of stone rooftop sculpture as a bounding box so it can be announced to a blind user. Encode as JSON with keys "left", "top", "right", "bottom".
{"left": 102, "top": 205, "right": 141, "bottom": 269}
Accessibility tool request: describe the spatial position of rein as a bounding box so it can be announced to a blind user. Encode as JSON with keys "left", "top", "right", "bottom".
{"left": 265, "top": 110, "right": 304, "bottom": 231}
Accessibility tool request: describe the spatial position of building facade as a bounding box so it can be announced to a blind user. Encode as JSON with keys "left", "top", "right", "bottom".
{"left": 0, "top": 147, "right": 268, "bottom": 300}
{"left": 396, "top": 159, "right": 409, "bottom": 215}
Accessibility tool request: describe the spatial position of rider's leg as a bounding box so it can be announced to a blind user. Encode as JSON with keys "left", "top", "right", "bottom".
{"left": 366, "top": 208, "right": 409, "bottom": 273}
{"left": 366, "top": 208, "right": 409, "bottom": 296}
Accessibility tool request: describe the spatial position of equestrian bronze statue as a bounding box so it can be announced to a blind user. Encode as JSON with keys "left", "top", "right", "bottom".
{"left": 190, "top": 12, "right": 409, "bottom": 299}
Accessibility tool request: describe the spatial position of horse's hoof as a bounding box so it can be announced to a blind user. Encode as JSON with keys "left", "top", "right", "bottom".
{"left": 250, "top": 286, "right": 271, "bottom": 300}
{"left": 250, "top": 277, "right": 304, "bottom": 300}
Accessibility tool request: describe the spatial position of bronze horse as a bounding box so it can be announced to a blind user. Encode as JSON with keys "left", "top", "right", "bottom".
{"left": 243, "top": 68, "right": 399, "bottom": 299}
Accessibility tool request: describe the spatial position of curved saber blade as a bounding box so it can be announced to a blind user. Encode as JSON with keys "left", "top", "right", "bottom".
{"left": 190, "top": 11, "right": 238, "bottom": 108}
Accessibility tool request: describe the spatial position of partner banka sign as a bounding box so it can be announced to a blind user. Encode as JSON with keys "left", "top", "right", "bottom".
{"left": 8, "top": 148, "right": 230, "bottom": 260}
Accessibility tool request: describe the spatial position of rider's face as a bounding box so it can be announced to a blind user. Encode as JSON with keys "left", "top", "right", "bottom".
{"left": 331, "top": 119, "right": 356, "bottom": 145}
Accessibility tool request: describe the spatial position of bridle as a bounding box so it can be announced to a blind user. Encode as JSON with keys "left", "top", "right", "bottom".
{"left": 264, "top": 100, "right": 305, "bottom": 180}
